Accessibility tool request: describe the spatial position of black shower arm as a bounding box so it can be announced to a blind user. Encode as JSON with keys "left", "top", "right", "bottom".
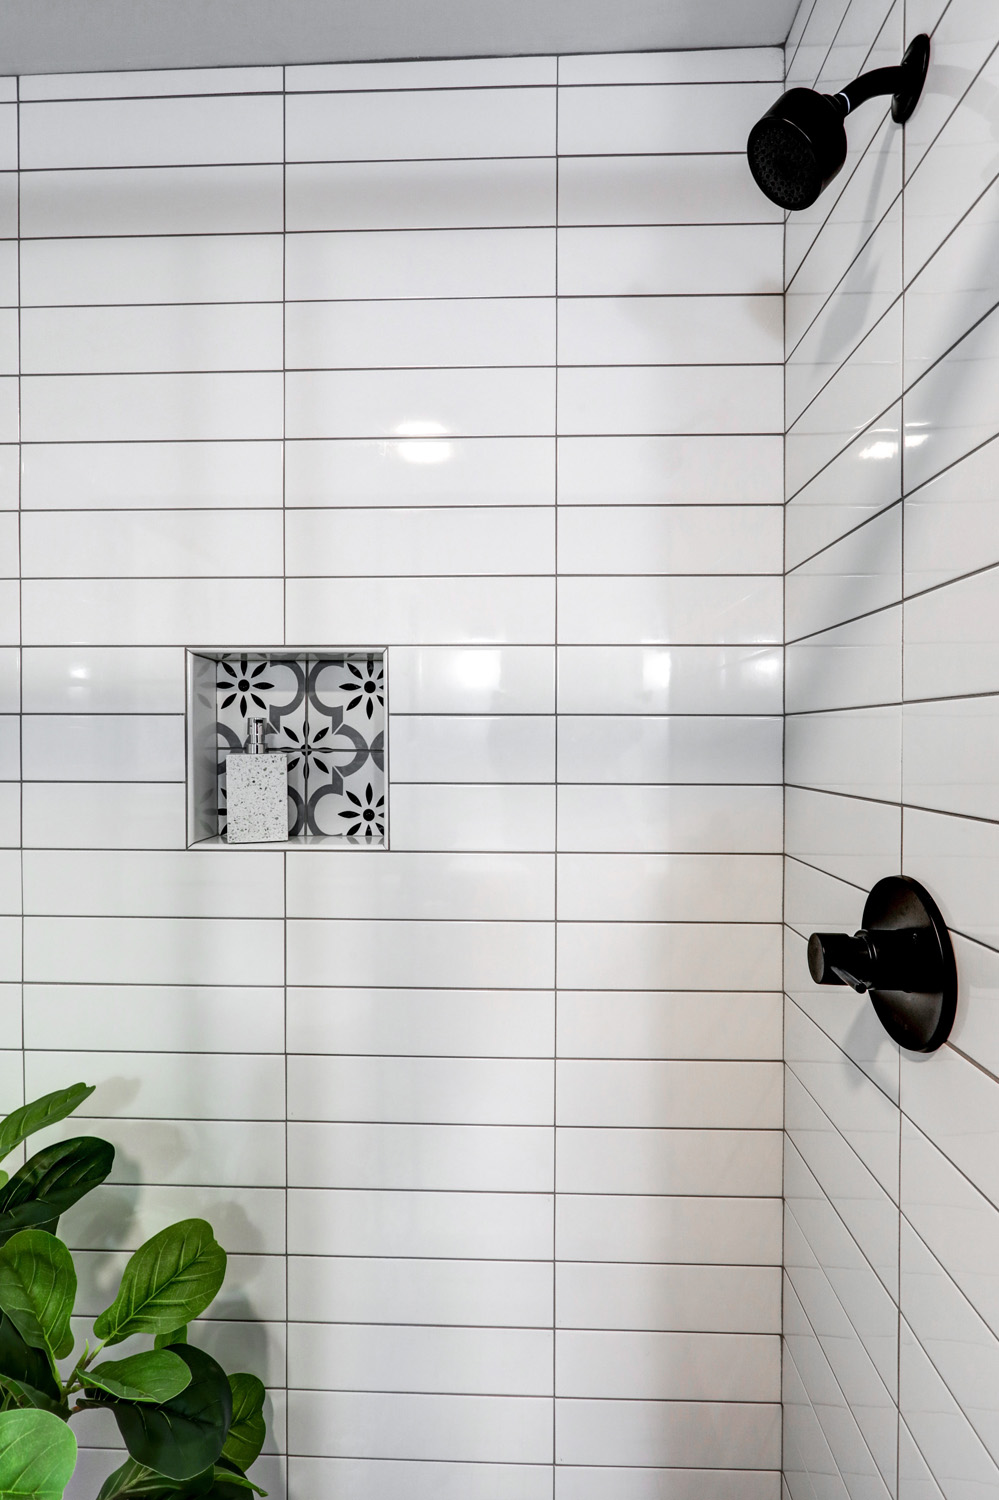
{"left": 832, "top": 64, "right": 907, "bottom": 114}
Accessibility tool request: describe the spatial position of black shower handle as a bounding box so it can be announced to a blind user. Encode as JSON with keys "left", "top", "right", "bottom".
{"left": 808, "top": 925, "right": 940, "bottom": 995}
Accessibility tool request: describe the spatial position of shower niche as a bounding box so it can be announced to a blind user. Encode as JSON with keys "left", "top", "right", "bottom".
{"left": 186, "top": 646, "right": 387, "bottom": 849}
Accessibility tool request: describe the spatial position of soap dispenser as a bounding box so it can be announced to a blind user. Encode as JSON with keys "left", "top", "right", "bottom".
{"left": 225, "top": 718, "right": 289, "bottom": 843}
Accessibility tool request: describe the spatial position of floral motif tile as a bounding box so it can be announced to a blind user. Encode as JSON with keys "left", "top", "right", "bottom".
{"left": 214, "top": 651, "right": 386, "bottom": 841}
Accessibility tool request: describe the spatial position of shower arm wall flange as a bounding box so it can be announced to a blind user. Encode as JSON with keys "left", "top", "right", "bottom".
{"left": 832, "top": 33, "right": 931, "bottom": 123}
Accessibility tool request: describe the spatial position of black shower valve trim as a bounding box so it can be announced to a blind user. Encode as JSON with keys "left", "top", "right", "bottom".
{"left": 806, "top": 875, "right": 957, "bottom": 1053}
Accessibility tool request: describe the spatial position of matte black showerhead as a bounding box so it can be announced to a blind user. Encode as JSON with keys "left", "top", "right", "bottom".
{"left": 747, "top": 34, "right": 930, "bottom": 212}
{"left": 747, "top": 88, "right": 847, "bottom": 211}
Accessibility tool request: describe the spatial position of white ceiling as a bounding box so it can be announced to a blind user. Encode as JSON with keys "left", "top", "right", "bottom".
{"left": 0, "top": 0, "right": 802, "bottom": 77}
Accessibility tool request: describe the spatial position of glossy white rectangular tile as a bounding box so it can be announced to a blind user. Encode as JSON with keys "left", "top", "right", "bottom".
{"left": 286, "top": 436, "right": 554, "bottom": 509}
{"left": 286, "top": 158, "right": 555, "bottom": 231}
{"left": 286, "top": 297, "right": 555, "bottom": 370}
{"left": 556, "top": 1262, "right": 781, "bottom": 1333}
{"left": 946, "top": 932, "right": 999, "bottom": 1079}
{"left": 288, "top": 1121, "right": 552, "bottom": 1192}
{"left": 557, "top": 716, "right": 782, "bottom": 785}
{"left": 557, "top": 82, "right": 777, "bottom": 155}
{"left": 556, "top": 853, "right": 781, "bottom": 921}
{"left": 558, "top": 366, "right": 781, "bottom": 437}
{"left": 557, "top": 434, "right": 782, "bottom": 505}
{"left": 288, "top": 1255, "right": 552, "bottom": 1328}
{"left": 287, "top": 987, "right": 554, "bottom": 1059}
{"left": 286, "top": 577, "right": 554, "bottom": 646}
{"left": 557, "top": 577, "right": 782, "bottom": 646}
{"left": 20, "top": 165, "right": 285, "bottom": 238}
{"left": 560, "top": 48, "right": 783, "bottom": 84}
{"left": 785, "top": 705, "right": 901, "bottom": 800}
{"left": 557, "top": 226, "right": 782, "bottom": 296}
{"left": 287, "top": 918, "right": 554, "bottom": 989}
{"left": 557, "top": 1059, "right": 782, "bottom": 1129}
{"left": 22, "top": 372, "right": 283, "bottom": 442}
{"left": 23, "top": 916, "right": 284, "bottom": 986}
{"left": 286, "top": 227, "right": 554, "bottom": 301}
{"left": 24, "top": 984, "right": 284, "bottom": 1054}
{"left": 388, "top": 647, "right": 554, "bottom": 713}
{"left": 286, "top": 88, "right": 556, "bottom": 162}
{"left": 288, "top": 1389, "right": 552, "bottom": 1464}
{"left": 556, "top": 1127, "right": 781, "bottom": 1196}
{"left": 21, "top": 441, "right": 283, "bottom": 510}
{"left": 786, "top": 504, "right": 902, "bottom": 642}
{"left": 785, "top": 604, "right": 901, "bottom": 714}
{"left": 905, "top": 435, "right": 999, "bottom": 593}
{"left": 905, "top": 566, "right": 999, "bottom": 701}
{"left": 20, "top": 95, "right": 284, "bottom": 168}
{"left": 389, "top": 717, "right": 555, "bottom": 784}
{"left": 21, "top": 715, "right": 184, "bottom": 782}
{"left": 290, "top": 1456, "right": 551, "bottom": 1500}
{"left": 23, "top": 510, "right": 283, "bottom": 579}
{"left": 555, "top": 1188, "right": 774, "bottom": 1272}
{"left": 785, "top": 785, "right": 901, "bottom": 890}
{"left": 557, "top": 646, "right": 783, "bottom": 715}
{"left": 22, "top": 66, "right": 282, "bottom": 98}
{"left": 557, "top": 991, "right": 781, "bottom": 1060}
{"left": 289, "top": 1322, "right": 553, "bottom": 1397}
{"left": 555, "top": 1469, "right": 779, "bottom": 1500}
{"left": 555, "top": 1397, "right": 780, "bottom": 1469}
{"left": 556, "top": 1329, "right": 779, "bottom": 1401}
{"left": 21, "top": 578, "right": 285, "bottom": 646}
{"left": 558, "top": 151, "right": 782, "bottom": 228}
{"left": 558, "top": 295, "right": 782, "bottom": 367}
{"left": 289, "top": 1187, "right": 552, "bottom": 1260}
{"left": 20, "top": 647, "right": 183, "bottom": 713}
{"left": 21, "top": 303, "right": 284, "bottom": 374}
{"left": 558, "top": 505, "right": 782, "bottom": 575}
{"left": 556, "top": 784, "right": 782, "bottom": 853}
{"left": 289, "top": 57, "right": 556, "bottom": 89}
{"left": 287, "top": 1055, "right": 553, "bottom": 1125}
{"left": 556, "top": 922, "right": 781, "bottom": 991}
{"left": 390, "top": 784, "right": 555, "bottom": 852}
{"left": 27, "top": 1051, "right": 284, "bottom": 1120}
{"left": 285, "top": 507, "right": 554, "bottom": 577}
{"left": 286, "top": 368, "right": 554, "bottom": 440}
{"left": 287, "top": 851, "right": 553, "bottom": 920}
{"left": 22, "top": 849, "right": 283, "bottom": 918}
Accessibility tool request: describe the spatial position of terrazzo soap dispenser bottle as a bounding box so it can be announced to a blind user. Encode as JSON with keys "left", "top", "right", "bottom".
{"left": 226, "top": 718, "right": 289, "bottom": 843}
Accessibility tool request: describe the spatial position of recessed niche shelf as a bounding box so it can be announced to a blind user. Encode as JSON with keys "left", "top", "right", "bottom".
{"left": 185, "top": 646, "right": 387, "bottom": 850}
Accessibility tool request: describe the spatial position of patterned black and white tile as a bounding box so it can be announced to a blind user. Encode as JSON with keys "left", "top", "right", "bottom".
{"left": 215, "top": 651, "right": 386, "bottom": 840}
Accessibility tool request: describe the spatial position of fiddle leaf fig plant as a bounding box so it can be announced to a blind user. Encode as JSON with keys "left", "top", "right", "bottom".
{"left": 0, "top": 1085, "right": 268, "bottom": 1500}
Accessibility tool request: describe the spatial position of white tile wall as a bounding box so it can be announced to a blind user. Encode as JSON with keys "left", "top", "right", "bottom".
{"left": 783, "top": 0, "right": 999, "bottom": 1495}
{"left": 5, "top": 43, "right": 784, "bottom": 1500}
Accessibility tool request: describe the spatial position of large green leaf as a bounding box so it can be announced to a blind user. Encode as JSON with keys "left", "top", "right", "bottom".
{"left": 0, "top": 1138, "right": 115, "bottom": 1246}
{"left": 83, "top": 1351, "right": 192, "bottom": 1405}
{"left": 0, "top": 1311, "right": 62, "bottom": 1409}
{"left": 86, "top": 1344, "right": 232, "bottom": 1483}
{"left": 96, "top": 1458, "right": 214, "bottom": 1500}
{"left": 0, "top": 1231, "right": 76, "bottom": 1368}
{"left": 219, "top": 1376, "right": 264, "bottom": 1472}
{"left": 210, "top": 1459, "right": 265, "bottom": 1496}
{"left": 153, "top": 1326, "right": 187, "bottom": 1351}
{"left": 0, "top": 1408, "right": 76, "bottom": 1499}
{"left": 93, "top": 1221, "right": 225, "bottom": 1346}
{"left": 0, "top": 1087, "right": 95, "bottom": 1170}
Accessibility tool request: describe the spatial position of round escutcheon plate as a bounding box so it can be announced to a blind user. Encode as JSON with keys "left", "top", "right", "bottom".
{"left": 862, "top": 875, "right": 957, "bottom": 1052}
{"left": 892, "top": 33, "right": 931, "bottom": 124}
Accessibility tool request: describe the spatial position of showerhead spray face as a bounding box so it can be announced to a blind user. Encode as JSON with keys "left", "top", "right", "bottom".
{"left": 747, "top": 88, "right": 848, "bottom": 211}
{"left": 747, "top": 34, "right": 930, "bottom": 212}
